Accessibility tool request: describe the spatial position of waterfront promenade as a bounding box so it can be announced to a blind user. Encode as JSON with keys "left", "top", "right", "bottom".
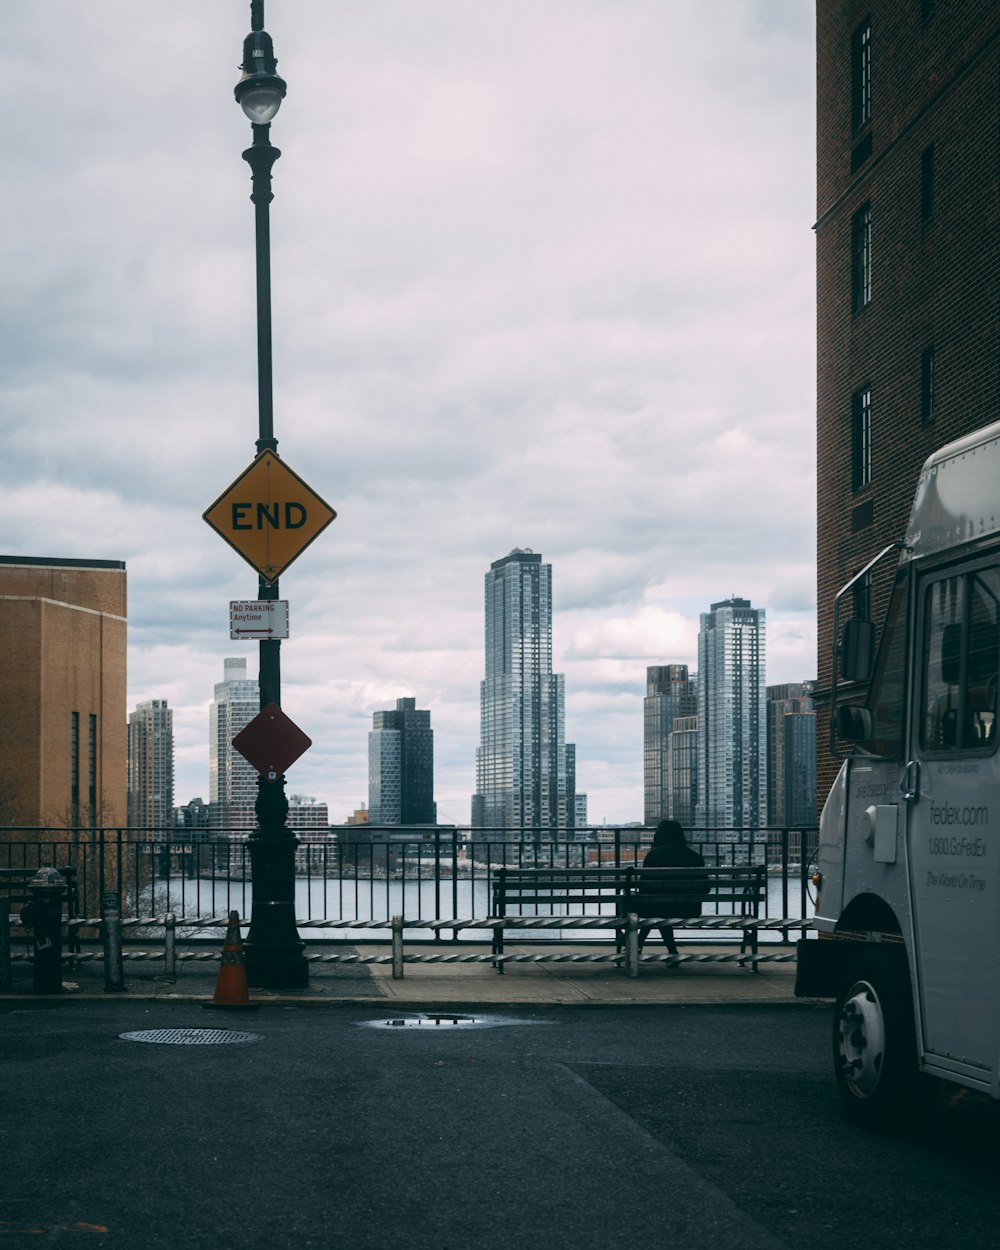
{"left": 0, "top": 939, "right": 802, "bottom": 1008}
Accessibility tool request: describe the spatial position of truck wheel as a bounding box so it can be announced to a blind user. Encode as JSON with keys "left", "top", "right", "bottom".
{"left": 832, "top": 949, "right": 938, "bottom": 1131}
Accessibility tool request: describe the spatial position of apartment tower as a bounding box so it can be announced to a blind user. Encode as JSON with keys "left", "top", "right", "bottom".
{"left": 472, "top": 549, "right": 576, "bottom": 840}
{"left": 643, "top": 664, "right": 697, "bottom": 825}
{"left": 696, "top": 597, "right": 767, "bottom": 830}
{"left": 209, "top": 657, "right": 259, "bottom": 834}
{"left": 127, "top": 699, "right": 174, "bottom": 831}
{"left": 766, "top": 682, "right": 817, "bottom": 827}
{"left": 368, "top": 697, "right": 436, "bottom": 825}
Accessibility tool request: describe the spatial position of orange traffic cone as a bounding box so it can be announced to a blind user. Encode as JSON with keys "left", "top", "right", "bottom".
{"left": 203, "top": 911, "right": 256, "bottom": 1010}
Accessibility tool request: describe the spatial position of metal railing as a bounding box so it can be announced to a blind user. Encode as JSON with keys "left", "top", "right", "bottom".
{"left": 0, "top": 824, "right": 817, "bottom": 939}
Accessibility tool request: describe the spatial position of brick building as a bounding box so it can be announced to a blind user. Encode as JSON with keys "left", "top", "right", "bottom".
{"left": 815, "top": 2, "right": 1000, "bottom": 804}
{"left": 0, "top": 556, "right": 127, "bottom": 831}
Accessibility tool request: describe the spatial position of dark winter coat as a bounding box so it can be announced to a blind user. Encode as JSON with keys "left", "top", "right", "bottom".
{"left": 634, "top": 840, "right": 710, "bottom": 920}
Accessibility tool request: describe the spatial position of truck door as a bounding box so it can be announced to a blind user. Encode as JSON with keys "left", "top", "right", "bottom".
{"left": 828, "top": 567, "right": 913, "bottom": 931}
{"left": 910, "top": 561, "right": 1000, "bottom": 1090}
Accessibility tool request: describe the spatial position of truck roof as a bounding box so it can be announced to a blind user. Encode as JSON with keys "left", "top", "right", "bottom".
{"left": 903, "top": 419, "right": 1000, "bottom": 562}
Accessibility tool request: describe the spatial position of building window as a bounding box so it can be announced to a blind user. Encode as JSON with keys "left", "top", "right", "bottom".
{"left": 851, "top": 202, "right": 872, "bottom": 312}
{"left": 852, "top": 387, "right": 872, "bottom": 491}
{"left": 71, "top": 712, "right": 80, "bottom": 827}
{"left": 852, "top": 19, "right": 872, "bottom": 133}
{"left": 851, "top": 131, "right": 873, "bottom": 172}
{"left": 921, "top": 145, "right": 935, "bottom": 223}
{"left": 88, "top": 714, "right": 97, "bottom": 827}
{"left": 921, "top": 346, "right": 936, "bottom": 424}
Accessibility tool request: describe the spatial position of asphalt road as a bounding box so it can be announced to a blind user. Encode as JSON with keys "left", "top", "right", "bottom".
{"left": 2, "top": 1001, "right": 998, "bottom": 1250}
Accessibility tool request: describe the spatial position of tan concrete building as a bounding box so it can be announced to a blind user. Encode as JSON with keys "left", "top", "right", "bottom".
{"left": 0, "top": 556, "right": 127, "bottom": 831}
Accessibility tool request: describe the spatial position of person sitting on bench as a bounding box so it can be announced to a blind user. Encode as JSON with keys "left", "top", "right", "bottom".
{"left": 636, "top": 820, "right": 709, "bottom": 960}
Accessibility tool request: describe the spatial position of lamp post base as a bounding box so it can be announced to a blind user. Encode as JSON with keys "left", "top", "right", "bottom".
{"left": 243, "top": 934, "right": 308, "bottom": 990}
{"left": 244, "top": 776, "right": 309, "bottom": 990}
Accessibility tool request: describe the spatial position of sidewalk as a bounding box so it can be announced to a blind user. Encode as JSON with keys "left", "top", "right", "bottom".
{"left": 0, "top": 941, "right": 805, "bottom": 1009}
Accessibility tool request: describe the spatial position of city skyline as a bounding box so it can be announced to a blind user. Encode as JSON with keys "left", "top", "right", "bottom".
{"left": 1, "top": 4, "right": 817, "bottom": 826}
{"left": 152, "top": 580, "right": 812, "bottom": 827}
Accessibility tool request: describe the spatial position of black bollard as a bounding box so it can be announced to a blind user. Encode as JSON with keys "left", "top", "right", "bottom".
{"left": 20, "top": 868, "right": 66, "bottom": 995}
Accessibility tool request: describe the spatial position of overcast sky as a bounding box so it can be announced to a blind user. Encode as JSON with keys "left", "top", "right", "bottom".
{"left": 2, "top": 1, "right": 817, "bottom": 826}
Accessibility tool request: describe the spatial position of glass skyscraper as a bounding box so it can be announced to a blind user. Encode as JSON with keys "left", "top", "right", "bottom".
{"left": 695, "top": 597, "right": 767, "bottom": 830}
{"left": 668, "top": 714, "right": 699, "bottom": 827}
{"left": 643, "top": 664, "right": 697, "bottom": 825}
{"left": 766, "top": 681, "right": 817, "bottom": 827}
{"left": 472, "top": 548, "right": 576, "bottom": 841}
{"left": 209, "top": 657, "right": 259, "bottom": 834}
{"left": 368, "top": 697, "right": 436, "bottom": 825}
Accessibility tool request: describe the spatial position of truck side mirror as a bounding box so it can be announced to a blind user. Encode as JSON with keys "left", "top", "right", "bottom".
{"left": 841, "top": 619, "right": 876, "bottom": 682}
{"left": 836, "top": 703, "right": 873, "bottom": 742}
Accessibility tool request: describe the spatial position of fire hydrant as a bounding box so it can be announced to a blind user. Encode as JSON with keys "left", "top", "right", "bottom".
{"left": 20, "top": 867, "right": 67, "bottom": 994}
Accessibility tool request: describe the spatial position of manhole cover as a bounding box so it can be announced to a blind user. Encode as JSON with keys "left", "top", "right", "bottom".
{"left": 119, "top": 1028, "right": 261, "bottom": 1046}
{"left": 359, "top": 1013, "right": 550, "bottom": 1030}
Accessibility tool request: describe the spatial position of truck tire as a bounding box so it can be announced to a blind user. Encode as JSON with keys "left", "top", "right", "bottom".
{"left": 832, "top": 948, "right": 938, "bottom": 1131}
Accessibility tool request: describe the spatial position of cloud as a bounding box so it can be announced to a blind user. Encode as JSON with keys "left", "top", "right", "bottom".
{"left": 1, "top": 1, "right": 817, "bottom": 825}
{"left": 567, "top": 608, "right": 697, "bottom": 663}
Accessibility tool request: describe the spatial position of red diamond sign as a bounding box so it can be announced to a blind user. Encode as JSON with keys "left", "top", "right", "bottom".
{"left": 232, "top": 703, "right": 312, "bottom": 780}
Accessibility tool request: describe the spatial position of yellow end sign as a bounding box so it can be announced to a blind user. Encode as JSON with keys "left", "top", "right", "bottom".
{"left": 203, "top": 450, "right": 336, "bottom": 583}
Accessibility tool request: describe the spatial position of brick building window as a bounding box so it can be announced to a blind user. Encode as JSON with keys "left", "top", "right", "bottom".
{"left": 921, "top": 145, "right": 935, "bottom": 223}
{"left": 851, "top": 202, "right": 872, "bottom": 312}
{"left": 852, "top": 387, "right": 872, "bottom": 491}
{"left": 852, "top": 19, "right": 872, "bottom": 132}
{"left": 921, "top": 346, "right": 936, "bottom": 424}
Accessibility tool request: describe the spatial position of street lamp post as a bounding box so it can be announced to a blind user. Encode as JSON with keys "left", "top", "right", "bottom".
{"left": 235, "top": 1, "right": 307, "bottom": 988}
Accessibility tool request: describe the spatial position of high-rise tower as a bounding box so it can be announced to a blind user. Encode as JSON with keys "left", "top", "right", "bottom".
{"left": 766, "top": 682, "right": 816, "bottom": 827}
{"left": 696, "top": 597, "right": 767, "bottom": 830}
{"left": 472, "top": 549, "right": 576, "bottom": 840}
{"left": 368, "top": 697, "right": 436, "bottom": 825}
{"left": 643, "top": 664, "right": 697, "bottom": 825}
{"left": 127, "top": 699, "right": 174, "bottom": 830}
{"left": 209, "top": 657, "right": 259, "bottom": 834}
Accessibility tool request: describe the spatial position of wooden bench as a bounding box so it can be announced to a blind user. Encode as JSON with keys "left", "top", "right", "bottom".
{"left": 491, "top": 865, "right": 768, "bottom": 974}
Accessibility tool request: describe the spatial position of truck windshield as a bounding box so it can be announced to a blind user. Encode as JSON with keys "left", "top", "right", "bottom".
{"left": 865, "top": 569, "right": 909, "bottom": 760}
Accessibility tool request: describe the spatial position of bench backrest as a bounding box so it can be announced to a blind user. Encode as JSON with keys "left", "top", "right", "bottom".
{"left": 493, "top": 865, "right": 766, "bottom": 916}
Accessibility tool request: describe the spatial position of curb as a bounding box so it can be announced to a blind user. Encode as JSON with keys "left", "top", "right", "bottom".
{"left": 0, "top": 991, "right": 828, "bottom": 1010}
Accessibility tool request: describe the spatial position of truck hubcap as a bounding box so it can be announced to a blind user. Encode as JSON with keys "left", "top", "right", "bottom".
{"left": 837, "top": 979, "right": 886, "bottom": 1098}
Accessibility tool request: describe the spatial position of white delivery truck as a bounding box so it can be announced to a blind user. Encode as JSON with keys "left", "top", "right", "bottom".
{"left": 797, "top": 420, "right": 1000, "bottom": 1130}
